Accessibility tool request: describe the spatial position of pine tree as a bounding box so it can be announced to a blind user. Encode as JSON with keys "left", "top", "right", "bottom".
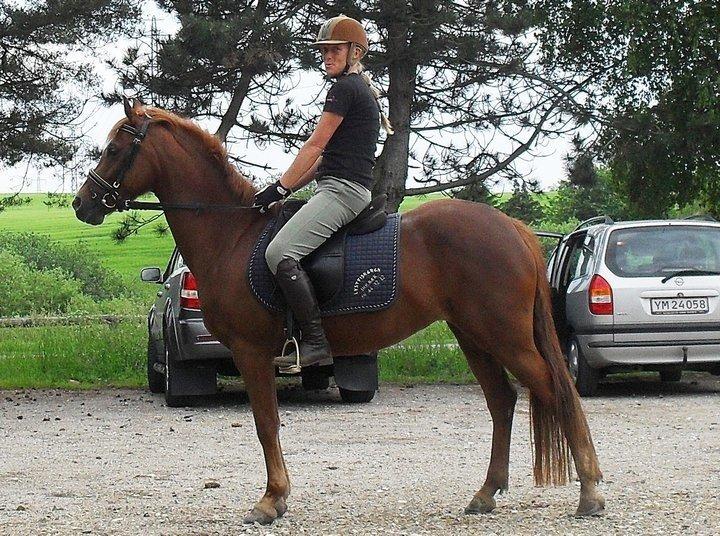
{"left": 0, "top": 1, "right": 139, "bottom": 168}
{"left": 112, "top": 0, "right": 306, "bottom": 160}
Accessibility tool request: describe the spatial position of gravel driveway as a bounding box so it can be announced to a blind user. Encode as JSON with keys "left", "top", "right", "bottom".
{"left": 1, "top": 373, "right": 719, "bottom": 535}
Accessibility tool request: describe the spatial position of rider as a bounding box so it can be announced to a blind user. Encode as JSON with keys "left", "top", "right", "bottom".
{"left": 253, "top": 15, "right": 393, "bottom": 367}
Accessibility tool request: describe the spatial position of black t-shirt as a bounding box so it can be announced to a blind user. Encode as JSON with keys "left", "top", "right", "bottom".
{"left": 316, "top": 73, "right": 380, "bottom": 189}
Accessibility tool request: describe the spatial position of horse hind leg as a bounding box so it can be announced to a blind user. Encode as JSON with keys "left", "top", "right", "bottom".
{"left": 499, "top": 346, "right": 605, "bottom": 516}
{"left": 449, "top": 325, "right": 517, "bottom": 515}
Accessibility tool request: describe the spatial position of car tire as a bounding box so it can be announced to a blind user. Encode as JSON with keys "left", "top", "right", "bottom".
{"left": 163, "top": 327, "right": 193, "bottom": 408}
{"left": 567, "top": 336, "right": 599, "bottom": 397}
{"left": 301, "top": 370, "right": 330, "bottom": 391}
{"left": 339, "top": 388, "right": 375, "bottom": 404}
{"left": 147, "top": 336, "right": 165, "bottom": 394}
{"left": 660, "top": 369, "right": 682, "bottom": 382}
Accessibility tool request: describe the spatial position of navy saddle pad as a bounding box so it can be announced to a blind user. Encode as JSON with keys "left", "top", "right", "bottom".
{"left": 248, "top": 211, "right": 401, "bottom": 316}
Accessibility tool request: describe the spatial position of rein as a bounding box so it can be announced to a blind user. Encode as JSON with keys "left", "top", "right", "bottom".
{"left": 88, "top": 117, "right": 258, "bottom": 214}
{"left": 121, "top": 199, "right": 257, "bottom": 212}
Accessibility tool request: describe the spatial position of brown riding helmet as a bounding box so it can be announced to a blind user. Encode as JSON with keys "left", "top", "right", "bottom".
{"left": 311, "top": 15, "right": 369, "bottom": 53}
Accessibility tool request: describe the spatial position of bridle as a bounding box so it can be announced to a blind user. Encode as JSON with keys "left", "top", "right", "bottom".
{"left": 86, "top": 117, "right": 256, "bottom": 213}
{"left": 87, "top": 118, "right": 151, "bottom": 211}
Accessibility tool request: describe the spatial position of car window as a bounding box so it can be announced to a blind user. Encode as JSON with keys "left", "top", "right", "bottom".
{"left": 567, "top": 235, "right": 595, "bottom": 282}
{"left": 162, "top": 248, "right": 185, "bottom": 281}
{"left": 572, "top": 235, "right": 595, "bottom": 280}
{"left": 605, "top": 225, "right": 720, "bottom": 277}
{"left": 557, "top": 232, "right": 587, "bottom": 288}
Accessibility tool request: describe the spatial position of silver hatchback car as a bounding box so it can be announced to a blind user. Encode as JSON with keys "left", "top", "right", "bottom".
{"left": 547, "top": 217, "right": 720, "bottom": 396}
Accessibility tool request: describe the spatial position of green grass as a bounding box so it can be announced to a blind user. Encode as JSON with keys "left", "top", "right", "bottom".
{"left": 379, "top": 322, "right": 474, "bottom": 384}
{"left": 398, "top": 192, "right": 446, "bottom": 211}
{"left": 0, "top": 320, "right": 469, "bottom": 389}
{"left": 0, "top": 193, "right": 446, "bottom": 279}
{"left": 0, "top": 195, "right": 175, "bottom": 278}
{"left": 0, "top": 321, "right": 146, "bottom": 389}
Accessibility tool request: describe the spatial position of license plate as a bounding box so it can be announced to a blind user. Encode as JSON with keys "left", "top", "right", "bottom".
{"left": 650, "top": 297, "right": 709, "bottom": 315}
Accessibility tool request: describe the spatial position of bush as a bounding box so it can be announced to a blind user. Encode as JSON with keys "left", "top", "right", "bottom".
{"left": 543, "top": 168, "right": 638, "bottom": 224}
{"left": 500, "top": 183, "right": 545, "bottom": 224}
{"left": 0, "top": 232, "right": 130, "bottom": 300}
{"left": 0, "top": 250, "right": 82, "bottom": 316}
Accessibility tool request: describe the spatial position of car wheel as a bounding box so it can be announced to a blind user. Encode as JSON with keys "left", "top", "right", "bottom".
{"left": 301, "top": 370, "right": 330, "bottom": 391}
{"left": 164, "top": 327, "right": 193, "bottom": 408}
{"left": 567, "top": 336, "right": 599, "bottom": 397}
{"left": 660, "top": 369, "right": 682, "bottom": 382}
{"left": 147, "top": 336, "right": 165, "bottom": 394}
{"left": 339, "top": 388, "right": 375, "bottom": 404}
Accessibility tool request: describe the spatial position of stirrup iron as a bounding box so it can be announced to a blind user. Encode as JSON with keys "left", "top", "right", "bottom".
{"left": 276, "top": 337, "right": 301, "bottom": 374}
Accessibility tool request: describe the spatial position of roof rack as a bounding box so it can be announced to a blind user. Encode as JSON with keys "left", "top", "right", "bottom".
{"left": 572, "top": 215, "right": 614, "bottom": 232}
{"left": 683, "top": 214, "right": 718, "bottom": 222}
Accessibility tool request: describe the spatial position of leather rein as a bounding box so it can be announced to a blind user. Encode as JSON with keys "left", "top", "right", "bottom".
{"left": 87, "top": 117, "right": 257, "bottom": 213}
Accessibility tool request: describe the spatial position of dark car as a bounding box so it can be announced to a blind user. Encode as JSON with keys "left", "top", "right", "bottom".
{"left": 141, "top": 248, "right": 378, "bottom": 406}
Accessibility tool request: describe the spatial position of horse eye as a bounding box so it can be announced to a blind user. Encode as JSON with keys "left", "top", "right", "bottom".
{"left": 107, "top": 143, "right": 118, "bottom": 156}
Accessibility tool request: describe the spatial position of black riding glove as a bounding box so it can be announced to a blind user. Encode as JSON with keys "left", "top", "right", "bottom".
{"left": 252, "top": 180, "right": 291, "bottom": 213}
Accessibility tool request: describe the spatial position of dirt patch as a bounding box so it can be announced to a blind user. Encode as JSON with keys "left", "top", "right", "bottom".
{"left": 1, "top": 373, "right": 719, "bottom": 535}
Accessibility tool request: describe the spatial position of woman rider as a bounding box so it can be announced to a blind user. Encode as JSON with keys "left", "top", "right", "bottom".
{"left": 252, "top": 15, "right": 393, "bottom": 368}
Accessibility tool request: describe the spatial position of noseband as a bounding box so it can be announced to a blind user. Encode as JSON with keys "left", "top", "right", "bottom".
{"left": 87, "top": 118, "right": 151, "bottom": 211}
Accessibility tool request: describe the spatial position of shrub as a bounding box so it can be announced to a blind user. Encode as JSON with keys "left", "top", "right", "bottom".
{"left": 543, "top": 168, "right": 638, "bottom": 225}
{"left": 0, "top": 232, "right": 129, "bottom": 300}
{"left": 0, "top": 250, "right": 82, "bottom": 316}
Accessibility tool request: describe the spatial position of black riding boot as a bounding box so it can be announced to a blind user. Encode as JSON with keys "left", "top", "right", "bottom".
{"left": 273, "top": 258, "right": 332, "bottom": 368}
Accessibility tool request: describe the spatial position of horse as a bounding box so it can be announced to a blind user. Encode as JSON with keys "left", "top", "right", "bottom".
{"left": 73, "top": 98, "right": 604, "bottom": 525}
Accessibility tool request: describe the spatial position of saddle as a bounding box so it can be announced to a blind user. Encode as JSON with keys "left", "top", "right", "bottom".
{"left": 271, "top": 194, "right": 388, "bottom": 304}
{"left": 247, "top": 194, "right": 401, "bottom": 316}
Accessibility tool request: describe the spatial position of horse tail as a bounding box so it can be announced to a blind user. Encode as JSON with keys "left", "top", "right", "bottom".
{"left": 511, "top": 219, "right": 602, "bottom": 487}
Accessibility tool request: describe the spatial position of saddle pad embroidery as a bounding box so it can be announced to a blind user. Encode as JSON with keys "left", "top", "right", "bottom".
{"left": 248, "top": 213, "right": 401, "bottom": 316}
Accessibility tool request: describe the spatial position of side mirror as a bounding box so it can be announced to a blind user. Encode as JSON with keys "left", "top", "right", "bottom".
{"left": 140, "top": 267, "right": 162, "bottom": 283}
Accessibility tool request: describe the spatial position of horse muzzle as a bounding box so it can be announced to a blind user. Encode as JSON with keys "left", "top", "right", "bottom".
{"left": 72, "top": 194, "right": 107, "bottom": 225}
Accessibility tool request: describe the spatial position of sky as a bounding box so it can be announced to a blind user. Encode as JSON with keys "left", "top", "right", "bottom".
{"left": 0, "top": 5, "right": 574, "bottom": 195}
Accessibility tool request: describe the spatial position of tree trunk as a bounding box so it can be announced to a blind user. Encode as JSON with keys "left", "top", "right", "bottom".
{"left": 214, "top": 0, "right": 268, "bottom": 143}
{"left": 215, "top": 72, "right": 253, "bottom": 143}
{"left": 372, "top": 18, "right": 416, "bottom": 213}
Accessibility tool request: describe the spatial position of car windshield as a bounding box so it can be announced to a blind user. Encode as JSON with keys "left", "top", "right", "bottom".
{"left": 605, "top": 225, "right": 720, "bottom": 278}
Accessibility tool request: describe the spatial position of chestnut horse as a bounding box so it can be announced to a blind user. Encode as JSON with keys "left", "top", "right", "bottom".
{"left": 73, "top": 99, "right": 604, "bottom": 524}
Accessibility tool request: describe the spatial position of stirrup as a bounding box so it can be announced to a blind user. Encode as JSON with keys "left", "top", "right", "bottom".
{"left": 275, "top": 337, "right": 301, "bottom": 374}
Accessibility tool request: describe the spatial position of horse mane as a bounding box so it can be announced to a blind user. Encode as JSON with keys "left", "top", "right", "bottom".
{"left": 131, "top": 106, "right": 257, "bottom": 205}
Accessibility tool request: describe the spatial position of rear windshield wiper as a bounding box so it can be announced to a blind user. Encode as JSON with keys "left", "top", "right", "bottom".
{"left": 661, "top": 269, "right": 720, "bottom": 283}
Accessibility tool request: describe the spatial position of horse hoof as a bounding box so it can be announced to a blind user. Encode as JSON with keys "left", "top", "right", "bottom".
{"left": 243, "top": 506, "right": 277, "bottom": 525}
{"left": 464, "top": 494, "right": 496, "bottom": 514}
{"left": 575, "top": 495, "right": 605, "bottom": 517}
{"left": 274, "top": 497, "right": 288, "bottom": 518}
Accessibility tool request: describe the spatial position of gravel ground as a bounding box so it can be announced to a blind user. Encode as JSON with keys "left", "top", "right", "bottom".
{"left": 1, "top": 373, "right": 719, "bottom": 535}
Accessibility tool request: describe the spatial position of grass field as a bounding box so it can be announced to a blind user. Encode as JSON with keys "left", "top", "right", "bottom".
{"left": 0, "top": 193, "right": 445, "bottom": 279}
{"left": 1, "top": 195, "right": 176, "bottom": 278}
{"left": 0, "top": 320, "right": 470, "bottom": 389}
{"left": 0, "top": 320, "right": 146, "bottom": 389}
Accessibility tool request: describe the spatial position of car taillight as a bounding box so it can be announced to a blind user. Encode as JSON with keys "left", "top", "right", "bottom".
{"left": 589, "top": 274, "right": 613, "bottom": 315}
{"left": 180, "top": 272, "right": 201, "bottom": 309}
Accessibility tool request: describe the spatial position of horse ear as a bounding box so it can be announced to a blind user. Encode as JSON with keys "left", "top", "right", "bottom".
{"left": 123, "top": 95, "right": 133, "bottom": 119}
{"left": 135, "top": 96, "right": 145, "bottom": 107}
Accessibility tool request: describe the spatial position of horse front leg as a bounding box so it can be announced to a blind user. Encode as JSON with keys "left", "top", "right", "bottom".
{"left": 233, "top": 345, "right": 290, "bottom": 525}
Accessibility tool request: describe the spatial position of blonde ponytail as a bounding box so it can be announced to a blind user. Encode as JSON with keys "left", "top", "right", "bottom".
{"left": 357, "top": 64, "right": 394, "bottom": 135}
